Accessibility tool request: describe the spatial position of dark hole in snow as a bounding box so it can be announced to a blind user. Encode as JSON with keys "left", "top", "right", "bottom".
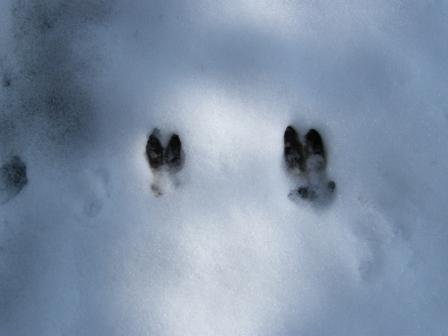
{"left": 1, "top": 156, "right": 28, "bottom": 190}
{"left": 2, "top": 76, "right": 11, "bottom": 87}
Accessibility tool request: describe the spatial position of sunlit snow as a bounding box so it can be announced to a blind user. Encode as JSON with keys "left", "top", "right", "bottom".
{"left": 1, "top": 1, "right": 448, "bottom": 335}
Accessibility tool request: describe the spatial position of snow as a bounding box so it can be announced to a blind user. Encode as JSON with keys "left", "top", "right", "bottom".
{"left": 1, "top": 1, "right": 448, "bottom": 335}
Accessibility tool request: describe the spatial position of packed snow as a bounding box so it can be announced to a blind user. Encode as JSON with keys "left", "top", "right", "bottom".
{"left": 1, "top": 1, "right": 448, "bottom": 335}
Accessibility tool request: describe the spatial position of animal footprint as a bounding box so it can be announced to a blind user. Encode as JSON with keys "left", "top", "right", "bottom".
{"left": 283, "top": 126, "right": 336, "bottom": 203}
{"left": 0, "top": 155, "right": 28, "bottom": 205}
{"left": 82, "top": 168, "right": 111, "bottom": 218}
{"left": 145, "top": 128, "right": 184, "bottom": 197}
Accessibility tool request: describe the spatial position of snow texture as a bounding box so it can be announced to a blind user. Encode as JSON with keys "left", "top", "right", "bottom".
{"left": 1, "top": 1, "right": 448, "bottom": 335}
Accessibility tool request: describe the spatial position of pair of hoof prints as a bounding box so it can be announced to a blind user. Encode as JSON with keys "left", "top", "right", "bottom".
{"left": 145, "top": 128, "right": 184, "bottom": 196}
{"left": 145, "top": 125, "right": 336, "bottom": 202}
{"left": 284, "top": 126, "right": 336, "bottom": 202}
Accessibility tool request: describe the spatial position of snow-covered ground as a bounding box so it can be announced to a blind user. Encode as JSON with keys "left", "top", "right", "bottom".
{"left": 1, "top": 1, "right": 448, "bottom": 335}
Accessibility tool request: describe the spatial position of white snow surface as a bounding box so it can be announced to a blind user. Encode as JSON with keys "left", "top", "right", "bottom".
{"left": 1, "top": 1, "right": 448, "bottom": 335}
